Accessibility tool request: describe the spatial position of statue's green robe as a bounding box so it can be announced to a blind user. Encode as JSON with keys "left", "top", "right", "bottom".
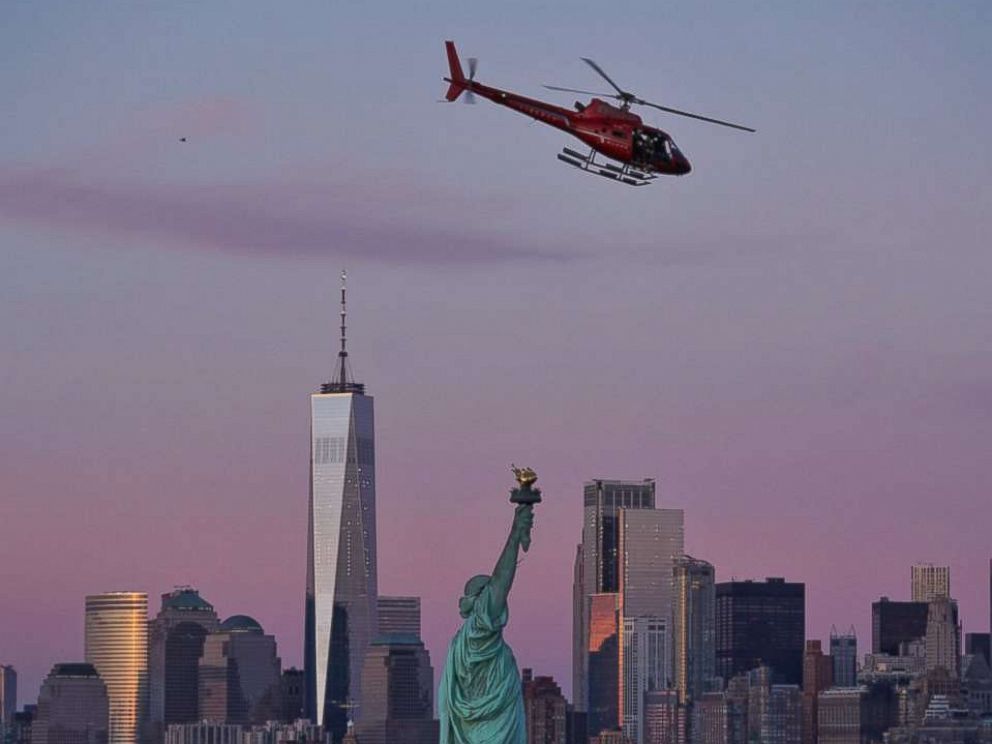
{"left": 438, "top": 586, "right": 525, "bottom": 744}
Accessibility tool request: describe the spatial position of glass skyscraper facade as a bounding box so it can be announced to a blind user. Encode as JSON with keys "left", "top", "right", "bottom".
{"left": 84, "top": 592, "right": 148, "bottom": 744}
{"left": 714, "top": 578, "right": 805, "bottom": 686}
{"left": 304, "top": 275, "right": 378, "bottom": 742}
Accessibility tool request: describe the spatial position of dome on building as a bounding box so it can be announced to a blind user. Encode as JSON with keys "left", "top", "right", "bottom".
{"left": 220, "top": 615, "right": 264, "bottom": 634}
{"left": 161, "top": 587, "right": 214, "bottom": 612}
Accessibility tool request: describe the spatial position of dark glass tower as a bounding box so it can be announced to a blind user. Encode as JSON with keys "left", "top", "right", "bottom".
{"left": 715, "top": 578, "right": 805, "bottom": 686}
{"left": 870, "top": 597, "right": 928, "bottom": 655}
{"left": 305, "top": 272, "right": 378, "bottom": 742}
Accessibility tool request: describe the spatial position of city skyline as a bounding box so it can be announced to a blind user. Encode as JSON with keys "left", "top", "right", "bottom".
{"left": 3, "top": 0, "right": 992, "bottom": 720}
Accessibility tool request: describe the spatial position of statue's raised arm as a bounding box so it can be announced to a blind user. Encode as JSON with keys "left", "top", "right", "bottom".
{"left": 438, "top": 468, "right": 542, "bottom": 744}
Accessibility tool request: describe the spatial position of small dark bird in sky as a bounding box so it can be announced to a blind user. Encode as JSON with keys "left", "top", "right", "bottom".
{"left": 179, "top": 137, "right": 187, "bottom": 142}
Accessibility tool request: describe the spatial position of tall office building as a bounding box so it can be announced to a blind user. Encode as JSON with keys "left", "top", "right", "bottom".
{"left": 673, "top": 556, "right": 716, "bottom": 707}
{"left": 84, "top": 592, "right": 148, "bottom": 744}
{"left": 305, "top": 273, "right": 378, "bottom": 741}
{"left": 965, "top": 633, "right": 991, "bottom": 669}
{"left": 376, "top": 597, "right": 420, "bottom": 638}
{"left": 148, "top": 587, "right": 220, "bottom": 739}
{"left": 623, "top": 616, "right": 668, "bottom": 744}
{"left": 801, "top": 641, "right": 832, "bottom": 744}
{"left": 587, "top": 593, "right": 622, "bottom": 736}
{"left": 870, "top": 598, "right": 928, "bottom": 655}
{"left": 0, "top": 665, "right": 15, "bottom": 726}
{"left": 619, "top": 507, "right": 683, "bottom": 744}
{"left": 199, "top": 616, "right": 281, "bottom": 724}
{"left": 829, "top": 628, "right": 857, "bottom": 688}
{"left": 574, "top": 479, "right": 656, "bottom": 720}
{"left": 925, "top": 597, "right": 961, "bottom": 676}
{"left": 745, "top": 667, "right": 801, "bottom": 744}
{"left": 522, "top": 669, "right": 567, "bottom": 744}
{"left": 352, "top": 635, "right": 436, "bottom": 744}
{"left": 32, "top": 664, "right": 109, "bottom": 744}
{"left": 911, "top": 564, "right": 949, "bottom": 602}
{"left": 715, "top": 578, "right": 805, "bottom": 686}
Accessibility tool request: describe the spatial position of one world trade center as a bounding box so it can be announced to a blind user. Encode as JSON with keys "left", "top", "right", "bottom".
{"left": 305, "top": 272, "right": 377, "bottom": 741}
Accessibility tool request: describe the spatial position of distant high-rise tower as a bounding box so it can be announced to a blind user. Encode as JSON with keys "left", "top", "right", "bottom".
{"left": 870, "top": 597, "right": 928, "bottom": 655}
{"left": 911, "top": 563, "right": 950, "bottom": 602}
{"left": 801, "top": 640, "right": 832, "bottom": 744}
{"left": 352, "top": 635, "right": 436, "bottom": 744}
{"left": 376, "top": 597, "right": 420, "bottom": 638}
{"left": 199, "top": 615, "right": 281, "bottom": 724}
{"left": 84, "top": 592, "right": 148, "bottom": 744}
{"left": 829, "top": 627, "right": 857, "bottom": 687}
{"left": 305, "top": 272, "right": 378, "bottom": 741}
{"left": 32, "top": 663, "right": 109, "bottom": 744}
{"left": 147, "top": 587, "right": 220, "bottom": 740}
{"left": 574, "top": 478, "right": 655, "bottom": 722}
{"left": 925, "top": 597, "right": 961, "bottom": 676}
{"left": 0, "top": 665, "right": 16, "bottom": 726}
{"left": 522, "top": 669, "right": 567, "bottom": 744}
{"left": 622, "top": 616, "right": 668, "bottom": 744}
{"left": 672, "top": 555, "right": 716, "bottom": 707}
{"left": 715, "top": 578, "right": 805, "bottom": 686}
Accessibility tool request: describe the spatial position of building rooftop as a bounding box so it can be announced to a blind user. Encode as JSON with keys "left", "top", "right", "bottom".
{"left": 161, "top": 587, "right": 214, "bottom": 612}
{"left": 51, "top": 663, "right": 99, "bottom": 678}
{"left": 220, "top": 615, "right": 264, "bottom": 634}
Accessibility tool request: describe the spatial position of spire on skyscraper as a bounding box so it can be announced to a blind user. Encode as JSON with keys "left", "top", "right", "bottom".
{"left": 323, "top": 269, "right": 365, "bottom": 394}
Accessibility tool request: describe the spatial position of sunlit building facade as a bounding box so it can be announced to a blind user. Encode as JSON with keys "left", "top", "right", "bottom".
{"left": 588, "top": 593, "right": 622, "bottom": 736}
{"left": 304, "top": 274, "right": 378, "bottom": 741}
{"left": 84, "top": 592, "right": 148, "bottom": 744}
{"left": 911, "top": 564, "right": 949, "bottom": 602}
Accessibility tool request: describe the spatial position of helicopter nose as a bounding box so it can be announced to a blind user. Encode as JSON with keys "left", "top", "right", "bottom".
{"left": 677, "top": 155, "right": 692, "bottom": 175}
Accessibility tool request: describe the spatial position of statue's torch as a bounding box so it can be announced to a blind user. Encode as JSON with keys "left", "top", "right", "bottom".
{"left": 509, "top": 465, "right": 542, "bottom": 552}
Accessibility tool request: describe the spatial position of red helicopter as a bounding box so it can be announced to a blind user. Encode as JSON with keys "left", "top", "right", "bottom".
{"left": 442, "top": 41, "right": 754, "bottom": 186}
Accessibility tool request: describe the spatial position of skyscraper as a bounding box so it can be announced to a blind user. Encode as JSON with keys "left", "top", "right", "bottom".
{"left": 522, "top": 669, "right": 567, "bottom": 744}
{"left": 587, "top": 593, "right": 621, "bottom": 736}
{"left": 376, "top": 597, "right": 420, "bottom": 638}
{"left": 623, "top": 616, "right": 668, "bottom": 744}
{"left": 0, "top": 665, "right": 16, "bottom": 726}
{"left": 911, "top": 564, "right": 949, "bottom": 602}
{"left": 32, "top": 663, "right": 109, "bottom": 744}
{"left": 870, "top": 598, "right": 928, "bottom": 655}
{"left": 829, "top": 628, "right": 857, "bottom": 688}
{"left": 801, "top": 640, "right": 832, "bottom": 744}
{"left": 305, "top": 273, "right": 378, "bottom": 740}
{"left": 574, "top": 478, "right": 656, "bottom": 720}
{"left": 199, "top": 616, "right": 281, "bottom": 725}
{"left": 925, "top": 597, "right": 961, "bottom": 676}
{"left": 715, "top": 578, "right": 805, "bottom": 686}
{"left": 84, "top": 593, "right": 148, "bottom": 744}
{"left": 673, "top": 556, "right": 716, "bottom": 707}
{"left": 352, "top": 635, "right": 436, "bottom": 744}
{"left": 147, "top": 587, "right": 220, "bottom": 740}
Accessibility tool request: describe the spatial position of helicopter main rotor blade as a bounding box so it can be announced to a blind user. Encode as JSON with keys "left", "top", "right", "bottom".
{"left": 543, "top": 84, "right": 619, "bottom": 98}
{"left": 580, "top": 58, "right": 628, "bottom": 98}
{"left": 637, "top": 100, "right": 755, "bottom": 132}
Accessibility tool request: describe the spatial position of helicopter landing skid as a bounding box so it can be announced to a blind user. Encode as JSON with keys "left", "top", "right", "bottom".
{"left": 556, "top": 147, "right": 656, "bottom": 186}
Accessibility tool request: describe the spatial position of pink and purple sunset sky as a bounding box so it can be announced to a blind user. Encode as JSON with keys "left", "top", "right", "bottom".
{"left": 2, "top": 2, "right": 991, "bottom": 703}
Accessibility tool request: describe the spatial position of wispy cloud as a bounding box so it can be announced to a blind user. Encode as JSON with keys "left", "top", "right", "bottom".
{"left": 0, "top": 165, "right": 561, "bottom": 264}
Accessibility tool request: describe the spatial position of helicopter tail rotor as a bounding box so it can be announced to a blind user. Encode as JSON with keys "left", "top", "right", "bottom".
{"left": 443, "top": 40, "right": 478, "bottom": 103}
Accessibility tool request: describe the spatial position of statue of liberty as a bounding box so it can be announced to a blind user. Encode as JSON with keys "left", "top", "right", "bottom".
{"left": 438, "top": 467, "right": 540, "bottom": 744}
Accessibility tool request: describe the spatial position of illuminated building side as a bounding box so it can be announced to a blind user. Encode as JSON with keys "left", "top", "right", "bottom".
{"left": 304, "top": 272, "right": 378, "bottom": 742}
{"left": 85, "top": 592, "right": 148, "bottom": 744}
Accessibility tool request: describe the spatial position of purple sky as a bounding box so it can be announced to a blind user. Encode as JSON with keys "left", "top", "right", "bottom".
{"left": 2, "top": 2, "right": 991, "bottom": 704}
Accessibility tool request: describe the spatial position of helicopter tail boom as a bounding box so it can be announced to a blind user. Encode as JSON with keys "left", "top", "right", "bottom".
{"left": 444, "top": 40, "right": 468, "bottom": 101}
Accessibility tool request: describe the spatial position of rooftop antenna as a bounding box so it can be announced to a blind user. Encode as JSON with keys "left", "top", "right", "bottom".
{"left": 338, "top": 269, "right": 348, "bottom": 386}
{"left": 323, "top": 269, "right": 365, "bottom": 394}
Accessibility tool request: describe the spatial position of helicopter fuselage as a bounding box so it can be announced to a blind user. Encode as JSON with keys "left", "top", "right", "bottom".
{"left": 445, "top": 77, "right": 692, "bottom": 176}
